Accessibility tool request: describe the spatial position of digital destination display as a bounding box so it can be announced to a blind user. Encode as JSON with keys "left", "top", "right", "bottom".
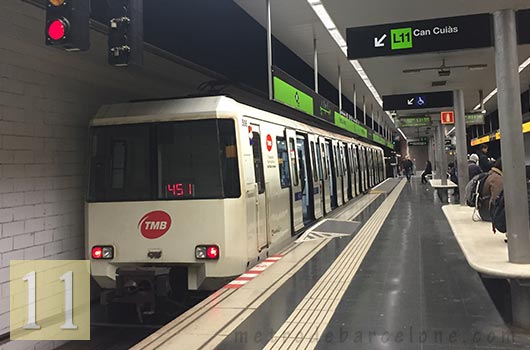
{"left": 166, "top": 183, "right": 194, "bottom": 197}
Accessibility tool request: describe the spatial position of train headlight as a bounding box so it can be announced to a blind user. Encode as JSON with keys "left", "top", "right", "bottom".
{"left": 195, "top": 245, "right": 220, "bottom": 260}
{"left": 91, "top": 246, "right": 114, "bottom": 259}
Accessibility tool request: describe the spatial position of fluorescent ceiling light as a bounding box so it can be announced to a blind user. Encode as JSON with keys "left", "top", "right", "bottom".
{"left": 312, "top": 4, "right": 336, "bottom": 30}
{"left": 474, "top": 56, "right": 530, "bottom": 110}
{"left": 519, "top": 57, "right": 530, "bottom": 73}
{"left": 397, "top": 128, "right": 408, "bottom": 140}
{"left": 329, "top": 28, "right": 347, "bottom": 47}
{"left": 307, "top": 0, "right": 393, "bottom": 126}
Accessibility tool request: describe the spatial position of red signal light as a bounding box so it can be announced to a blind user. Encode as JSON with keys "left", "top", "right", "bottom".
{"left": 91, "top": 246, "right": 103, "bottom": 259}
{"left": 206, "top": 246, "right": 219, "bottom": 259}
{"left": 47, "top": 18, "right": 68, "bottom": 41}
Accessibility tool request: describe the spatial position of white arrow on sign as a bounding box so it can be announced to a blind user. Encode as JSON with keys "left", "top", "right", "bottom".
{"left": 407, "top": 98, "right": 414, "bottom": 105}
{"left": 374, "top": 34, "right": 387, "bottom": 48}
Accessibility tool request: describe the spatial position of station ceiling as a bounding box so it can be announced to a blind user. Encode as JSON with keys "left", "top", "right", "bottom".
{"left": 234, "top": 0, "right": 530, "bottom": 138}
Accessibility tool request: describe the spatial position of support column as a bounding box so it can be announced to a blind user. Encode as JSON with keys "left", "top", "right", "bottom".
{"left": 266, "top": 0, "right": 273, "bottom": 100}
{"left": 371, "top": 104, "right": 374, "bottom": 130}
{"left": 338, "top": 64, "right": 342, "bottom": 110}
{"left": 313, "top": 37, "right": 318, "bottom": 93}
{"left": 454, "top": 90, "right": 469, "bottom": 205}
{"left": 353, "top": 84, "right": 357, "bottom": 120}
{"left": 494, "top": 9, "right": 530, "bottom": 264}
{"left": 363, "top": 96, "right": 366, "bottom": 125}
{"left": 436, "top": 122, "right": 447, "bottom": 185}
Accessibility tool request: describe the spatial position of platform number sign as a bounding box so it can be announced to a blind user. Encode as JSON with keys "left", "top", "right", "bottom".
{"left": 391, "top": 27, "right": 413, "bottom": 50}
{"left": 10, "top": 260, "right": 90, "bottom": 340}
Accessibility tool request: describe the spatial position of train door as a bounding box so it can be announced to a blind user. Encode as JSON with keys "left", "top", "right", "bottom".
{"left": 340, "top": 143, "right": 349, "bottom": 203}
{"left": 352, "top": 144, "right": 359, "bottom": 196}
{"left": 346, "top": 144, "right": 354, "bottom": 199}
{"left": 249, "top": 125, "right": 268, "bottom": 249}
{"left": 319, "top": 138, "right": 331, "bottom": 214}
{"left": 286, "top": 129, "right": 304, "bottom": 232}
{"left": 332, "top": 140, "right": 343, "bottom": 207}
{"left": 326, "top": 140, "right": 337, "bottom": 208}
{"left": 359, "top": 146, "right": 366, "bottom": 192}
{"left": 296, "top": 135, "right": 312, "bottom": 224}
{"left": 368, "top": 149, "right": 374, "bottom": 187}
{"left": 309, "top": 135, "right": 323, "bottom": 219}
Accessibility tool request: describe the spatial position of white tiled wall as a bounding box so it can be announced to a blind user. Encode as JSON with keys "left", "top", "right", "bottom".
{"left": 0, "top": 1, "right": 205, "bottom": 348}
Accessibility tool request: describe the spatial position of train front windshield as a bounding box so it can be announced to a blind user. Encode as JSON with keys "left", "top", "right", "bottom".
{"left": 87, "top": 119, "right": 240, "bottom": 202}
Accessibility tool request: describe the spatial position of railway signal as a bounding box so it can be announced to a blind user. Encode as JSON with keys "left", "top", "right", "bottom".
{"left": 45, "top": 0, "right": 90, "bottom": 51}
{"left": 108, "top": 0, "right": 143, "bottom": 66}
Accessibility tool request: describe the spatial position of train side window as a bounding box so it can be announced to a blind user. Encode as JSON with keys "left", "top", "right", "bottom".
{"left": 289, "top": 138, "right": 299, "bottom": 186}
{"left": 321, "top": 143, "right": 328, "bottom": 180}
{"left": 252, "top": 131, "right": 265, "bottom": 194}
{"left": 310, "top": 142, "right": 319, "bottom": 182}
{"left": 276, "top": 137, "right": 291, "bottom": 188}
{"left": 316, "top": 143, "right": 323, "bottom": 180}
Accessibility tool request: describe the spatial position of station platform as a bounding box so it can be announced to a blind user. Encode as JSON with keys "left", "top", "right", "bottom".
{"left": 132, "top": 177, "right": 530, "bottom": 350}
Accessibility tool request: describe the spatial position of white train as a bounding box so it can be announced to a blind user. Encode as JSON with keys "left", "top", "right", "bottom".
{"left": 86, "top": 96, "right": 384, "bottom": 304}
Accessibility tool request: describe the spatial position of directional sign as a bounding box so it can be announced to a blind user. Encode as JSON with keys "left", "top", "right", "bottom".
{"left": 517, "top": 9, "right": 530, "bottom": 45}
{"left": 397, "top": 116, "right": 431, "bottom": 128}
{"left": 441, "top": 111, "right": 454, "bottom": 124}
{"left": 465, "top": 113, "right": 485, "bottom": 125}
{"left": 346, "top": 14, "right": 493, "bottom": 59}
{"left": 383, "top": 91, "right": 453, "bottom": 111}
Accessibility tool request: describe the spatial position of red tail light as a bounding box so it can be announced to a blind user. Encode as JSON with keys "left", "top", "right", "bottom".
{"left": 195, "top": 245, "right": 220, "bottom": 260}
{"left": 91, "top": 246, "right": 102, "bottom": 259}
{"left": 91, "top": 246, "right": 114, "bottom": 259}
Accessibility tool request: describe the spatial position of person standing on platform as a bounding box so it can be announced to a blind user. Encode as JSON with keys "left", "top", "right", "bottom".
{"left": 421, "top": 160, "right": 432, "bottom": 184}
{"left": 478, "top": 144, "right": 492, "bottom": 173}
{"left": 402, "top": 157, "right": 413, "bottom": 182}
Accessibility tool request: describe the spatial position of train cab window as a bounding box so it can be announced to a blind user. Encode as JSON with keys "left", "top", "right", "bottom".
{"left": 310, "top": 142, "right": 319, "bottom": 182}
{"left": 289, "top": 138, "right": 299, "bottom": 186}
{"left": 276, "top": 137, "right": 291, "bottom": 188}
{"left": 88, "top": 119, "right": 241, "bottom": 202}
{"left": 88, "top": 123, "right": 152, "bottom": 201}
{"left": 111, "top": 141, "right": 126, "bottom": 189}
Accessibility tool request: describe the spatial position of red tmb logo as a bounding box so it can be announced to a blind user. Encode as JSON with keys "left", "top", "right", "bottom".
{"left": 138, "top": 211, "right": 172, "bottom": 239}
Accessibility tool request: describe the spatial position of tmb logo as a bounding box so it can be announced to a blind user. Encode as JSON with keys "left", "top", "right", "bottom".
{"left": 138, "top": 211, "right": 172, "bottom": 239}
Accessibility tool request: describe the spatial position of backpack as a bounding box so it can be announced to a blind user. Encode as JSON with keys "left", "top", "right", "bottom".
{"left": 490, "top": 191, "right": 506, "bottom": 233}
{"left": 491, "top": 185, "right": 530, "bottom": 233}
{"left": 465, "top": 173, "right": 490, "bottom": 208}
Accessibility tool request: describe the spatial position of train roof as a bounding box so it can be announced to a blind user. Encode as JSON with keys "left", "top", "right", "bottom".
{"left": 91, "top": 95, "right": 381, "bottom": 149}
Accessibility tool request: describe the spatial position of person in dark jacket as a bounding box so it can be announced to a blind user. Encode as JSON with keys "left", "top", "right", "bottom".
{"left": 402, "top": 157, "right": 413, "bottom": 181}
{"left": 421, "top": 160, "right": 432, "bottom": 184}
{"left": 479, "top": 158, "right": 502, "bottom": 222}
{"left": 468, "top": 153, "right": 483, "bottom": 179}
{"left": 478, "top": 144, "right": 492, "bottom": 172}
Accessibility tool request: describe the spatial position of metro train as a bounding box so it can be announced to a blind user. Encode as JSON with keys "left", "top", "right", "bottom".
{"left": 86, "top": 96, "right": 385, "bottom": 307}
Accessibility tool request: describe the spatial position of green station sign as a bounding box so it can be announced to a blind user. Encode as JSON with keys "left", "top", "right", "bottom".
{"left": 334, "top": 112, "right": 368, "bottom": 138}
{"left": 272, "top": 66, "right": 393, "bottom": 148}
{"left": 372, "top": 133, "right": 387, "bottom": 146}
{"left": 273, "top": 76, "right": 314, "bottom": 116}
{"left": 465, "top": 113, "right": 485, "bottom": 125}
{"left": 397, "top": 116, "right": 431, "bottom": 128}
